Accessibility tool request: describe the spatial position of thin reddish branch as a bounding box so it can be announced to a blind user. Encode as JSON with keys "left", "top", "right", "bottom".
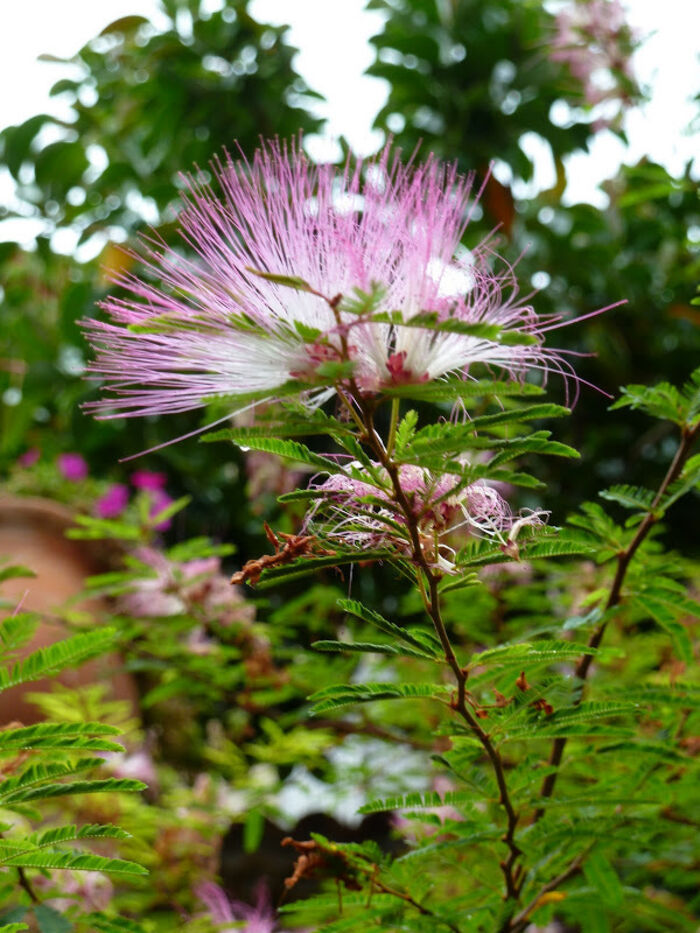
{"left": 534, "top": 421, "right": 700, "bottom": 817}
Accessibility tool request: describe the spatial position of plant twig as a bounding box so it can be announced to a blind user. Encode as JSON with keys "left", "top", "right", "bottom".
{"left": 372, "top": 876, "right": 462, "bottom": 933}
{"left": 534, "top": 421, "right": 700, "bottom": 818}
{"left": 17, "top": 866, "right": 39, "bottom": 904}
{"left": 506, "top": 850, "right": 588, "bottom": 933}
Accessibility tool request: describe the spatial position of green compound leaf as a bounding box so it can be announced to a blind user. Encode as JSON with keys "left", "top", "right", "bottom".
{"left": 312, "top": 640, "right": 431, "bottom": 660}
{"left": 502, "top": 702, "right": 641, "bottom": 741}
{"left": 201, "top": 434, "right": 344, "bottom": 473}
{"left": 2, "top": 777, "right": 146, "bottom": 806}
{"left": 0, "top": 758, "right": 108, "bottom": 801}
{"left": 0, "top": 850, "right": 147, "bottom": 875}
{"left": 0, "top": 629, "right": 116, "bottom": 694}
{"left": 583, "top": 850, "right": 624, "bottom": 908}
{"left": 80, "top": 914, "right": 148, "bottom": 933}
{"left": 309, "top": 681, "right": 449, "bottom": 714}
{"left": 337, "top": 598, "right": 442, "bottom": 658}
{"left": 253, "top": 551, "right": 396, "bottom": 588}
{"left": 468, "top": 640, "right": 598, "bottom": 671}
{"left": 599, "top": 484, "right": 657, "bottom": 511}
{"left": 632, "top": 595, "right": 694, "bottom": 662}
{"left": 358, "top": 788, "right": 475, "bottom": 814}
{"left": 0, "top": 722, "right": 123, "bottom": 753}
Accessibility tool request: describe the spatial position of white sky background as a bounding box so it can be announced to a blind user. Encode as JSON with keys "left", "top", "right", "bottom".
{"left": 0, "top": 0, "right": 697, "bottom": 241}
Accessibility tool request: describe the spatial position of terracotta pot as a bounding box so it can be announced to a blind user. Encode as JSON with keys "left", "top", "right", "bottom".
{"left": 0, "top": 495, "right": 139, "bottom": 725}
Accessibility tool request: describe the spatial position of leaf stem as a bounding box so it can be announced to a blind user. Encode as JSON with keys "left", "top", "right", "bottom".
{"left": 370, "top": 876, "right": 462, "bottom": 933}
{"left": 506, "top": 850, "right": 588, "bottom": 933}
{"left": 386, "top": 396, "right": 401, "bottom": 458}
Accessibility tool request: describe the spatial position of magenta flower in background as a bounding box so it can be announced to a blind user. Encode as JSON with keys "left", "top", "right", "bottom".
{"left": 57, "top": 452, "right": 88, "bottom": 482}
{"left": 82, "top": 140, "right": 603, "bottom": 424}
{"left": 131, "top": 469, "right": 168, "bottom": 491}
{"left": 95, "top": 483, "right": 130, "bottom": 518}
{"left": 17, "top": 447, "right": 40, "bottom": 468}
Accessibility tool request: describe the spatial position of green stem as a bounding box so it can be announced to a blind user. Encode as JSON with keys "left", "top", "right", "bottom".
{"left": 386, "top": 396, "right": 401, "bottom": 458}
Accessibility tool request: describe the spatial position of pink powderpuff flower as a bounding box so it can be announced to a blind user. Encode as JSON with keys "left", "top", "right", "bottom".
{"left": 196, "top": 881, "right": 283, "bottom": 933}
{"left": 82, "top": 140, "right": 613, "bottom": 426}
{"left": 95, "top": 483, "right": 130, "bottom": 518}
{"left": 305, "top": 463, "right": 547, "bottom": 572}
{"left": 57, "top": 452, "right": 88, "bottom": 482}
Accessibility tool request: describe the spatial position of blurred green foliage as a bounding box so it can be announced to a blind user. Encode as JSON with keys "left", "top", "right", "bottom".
{"left": 0, "top": 0, "right": 320, "bottom": 543}
{"left": 0, "top": 0, "right": 319, "bottom": 240}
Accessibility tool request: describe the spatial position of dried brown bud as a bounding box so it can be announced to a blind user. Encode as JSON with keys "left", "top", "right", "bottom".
{"left": 494, "top": 689, "right": 510, "bottom": 708}
{"left": 516, "top": 671, "right": 530, "bottom": 692}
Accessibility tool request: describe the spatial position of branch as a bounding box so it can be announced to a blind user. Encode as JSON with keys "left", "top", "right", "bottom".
{"left": 355, "top": 393, "right": 522, "bottom": 903}
{"left": 371, "top": 876, "right": 462, "bottom": 933}
{"left": 534, "top": 421, "right": 700, "bottom": 817}
{"left": 507, "top": 851, "right": 588, "bottom": 933}
{"left": 18, "top": 866, "right": 39, "bottom": 904}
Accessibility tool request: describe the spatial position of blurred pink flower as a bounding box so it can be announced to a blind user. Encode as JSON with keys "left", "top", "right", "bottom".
{"left": 107, "top": 748, "right": 158, "bottom": 787}
{"left": 197, "top": 881, "right": 282, "bottom": 933}
{"left": 17, "top": 447, "right": 40, "bottom": 468}
{"left": 57, "top": 452, "right": 88, "bottom": 482}
{"left": 131, "top": 469, "right": 168, "bottom": 490}
{"left": 119, "top": 548, "right": 254, "bottom": 626}
{"left": 35, "top": 869, "right": 113, "bottom": 911}
{"left": 95, "top": 483, "right": 130, "bottom": 518}
{"left": 551, "top": 0, "right": 637, "bottom": 108}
